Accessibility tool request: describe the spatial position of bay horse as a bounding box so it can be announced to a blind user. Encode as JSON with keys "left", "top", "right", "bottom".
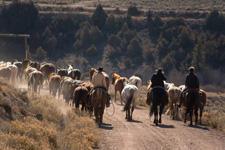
{"left": 90, "top": 68, "right": 109, "bottom": 90}
{"left": 90, "top": 88, "right": 107, "bottom": 126}
{"left": 149, "top": 87, "right": 168, "bottom": 125}
{"left": 112, "top": 73, "right": 128, "bottom": 104}
{"left": 122, "top": 84, "right": 139, "bottom": 121}
{"left": 181, "top": 89, "right": 199, "bottom": 126}
{"left": 181, "top": 89, "right": 206, "bottom": 125}
{"left": 73, "top": 86, "right": 88, "bottom": 111}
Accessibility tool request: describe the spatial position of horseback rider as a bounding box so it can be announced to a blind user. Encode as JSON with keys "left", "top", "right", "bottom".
{"left": 88, "top": 67, "right": 110, "bottom": 107}
{"left": 151, "top": 68, "right": 166, "bottom": 88}
{"left": 177, "top": 66, "right": 203, "bottom": 107}
{"left": 146, "top": 68, "right": 167, "bottom": 105}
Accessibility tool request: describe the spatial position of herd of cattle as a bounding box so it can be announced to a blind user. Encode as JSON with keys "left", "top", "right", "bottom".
{"left": 0, "top": 59, "right": 206, "bottom": 125}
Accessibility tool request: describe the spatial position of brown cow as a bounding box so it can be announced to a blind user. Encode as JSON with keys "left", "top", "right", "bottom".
{"left": 0, "top": 67, "right": 12, "bottom": 80}
{"left": 49, "top": 74, "right": 61, "bottom": 97}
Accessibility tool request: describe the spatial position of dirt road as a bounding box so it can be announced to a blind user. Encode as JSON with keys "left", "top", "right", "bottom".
{"left": 98, "top": 102, "right": 225, "bottom": 150}
{"left": 20, "top": 83, "right": 225, "bottom": 150}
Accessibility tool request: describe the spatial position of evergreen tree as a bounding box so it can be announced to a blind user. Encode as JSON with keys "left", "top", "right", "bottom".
{"left": 91, "top": 4, "right": 108, "bottom": 29}
{"left": 191, "top": 41, "right": 206, "bottom": 70}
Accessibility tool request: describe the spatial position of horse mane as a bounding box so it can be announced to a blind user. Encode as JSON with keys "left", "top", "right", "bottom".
{"left": 112, "top": 73, "right": 121, "bottom": 84}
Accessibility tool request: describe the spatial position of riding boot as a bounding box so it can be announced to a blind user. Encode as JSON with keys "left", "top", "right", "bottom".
{"left": 106, "top": 93, "right": 110, "bottom": 107}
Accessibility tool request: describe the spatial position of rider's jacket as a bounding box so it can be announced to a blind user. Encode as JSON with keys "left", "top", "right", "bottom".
{"left": 185, "top": 72, "right": 199, "bottom": 89}
{"left": 92, "top": 71, "right": 107, "bottom": 88}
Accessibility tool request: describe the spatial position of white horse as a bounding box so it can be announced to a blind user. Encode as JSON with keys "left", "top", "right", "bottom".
{"left": 128, "top": 75, "right": 142, "bottom": 89}
{"left": 122, "top": 84, "right": 139, "bottom": 121}
{"left": 164, "top": 81, "right": 175, "bottom": 91}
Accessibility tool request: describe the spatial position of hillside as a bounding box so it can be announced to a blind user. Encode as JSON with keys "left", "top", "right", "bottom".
{"left": 0, "top": 79, "right": 99, "bottom": 149}
{"left": 0, "top": 2, "right": 225, "bottom": 88}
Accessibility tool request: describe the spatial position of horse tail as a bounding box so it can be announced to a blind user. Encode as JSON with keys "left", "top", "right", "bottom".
{"left": 187, "top": 91, "right": 197, "bottom": 112}
{"left": 123, "top": 89, "right": 135, "bottom": 111}
{"left": 75, "top": 88, "right": 83, "bottom": 107}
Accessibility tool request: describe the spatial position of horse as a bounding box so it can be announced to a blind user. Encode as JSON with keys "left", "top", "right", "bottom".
{"left": 149, "top": 87, "right": 168, "bottom": 125}
{"left": 122, "top": 84, "right": 139, "bottom": 121}
{"left": 90, "top": 68, "right": 109, "bottom": 90}
{"left": 112, "top": 73, "right": 121, "bottom": 84}
{"left": 28, "top": 71, "right": 44, "bottom": 94}
{"left": 73, "top": 86, "right": 88, "bottom": 111}
{"left": 128, "top": 75, "right": 142, "bottom": 89}
{"left": 49, "top": 73, "right": 61, "bottom": 97}
{"left": 181, "top": 89, "right": 206, "bottom": 125}
{"left": 112, "top": 73, "right": 128, "bottom": 104}
{"left": 167, "top": 85, "right": 181, "bottom": 120}
{"left": 199, "top": 89, "right": 206, "bottom": 124}
{"left": 181, "top": 88, "right": 200, "bottom": 126}
{"left": 90, "top": 88, "right": 107, "bottom": 126}
{"left": 58, "top": 76, "right": 73, "bottom": 103}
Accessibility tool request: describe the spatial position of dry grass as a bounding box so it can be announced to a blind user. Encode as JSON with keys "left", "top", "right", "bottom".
{"left": 0, "top": 79, "right": 99, "bottom": 150}
{"left": 201, "top": 92, "right": 225, "bottom": 133}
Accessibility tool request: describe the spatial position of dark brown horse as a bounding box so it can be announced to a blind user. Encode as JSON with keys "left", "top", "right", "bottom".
{"left": 149, "top": 87, "right": 168, "bottom": 125}
{"left": 73, "top": 86, "right": 88, "bottom": 111}
{"left": 90, "top": 88, "right": 107, "bottom": 126}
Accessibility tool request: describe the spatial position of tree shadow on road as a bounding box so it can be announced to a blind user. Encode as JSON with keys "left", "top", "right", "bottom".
{"left": 99, "top": 122, "right": 114, "bottom": 130}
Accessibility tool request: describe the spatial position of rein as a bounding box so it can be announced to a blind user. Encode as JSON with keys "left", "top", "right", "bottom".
{"left": 106, "top": 99, "right": 115, "bottom": 117}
